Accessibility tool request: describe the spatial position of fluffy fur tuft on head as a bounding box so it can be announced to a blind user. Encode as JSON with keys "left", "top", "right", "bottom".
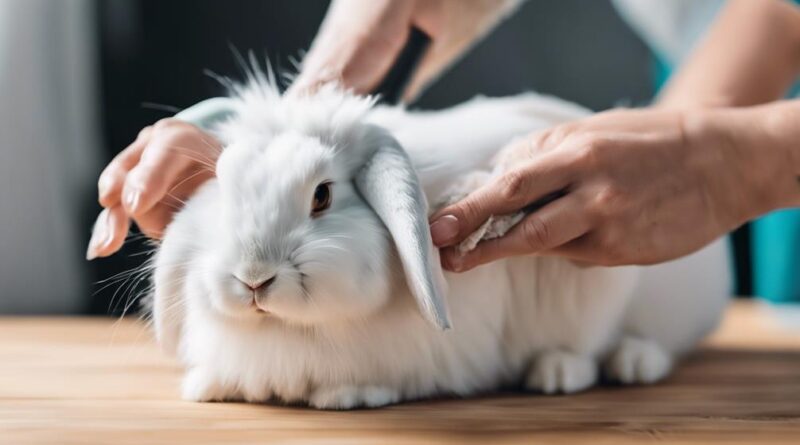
{"left": 219, "top": 71, "right": 378, "bottom": 163}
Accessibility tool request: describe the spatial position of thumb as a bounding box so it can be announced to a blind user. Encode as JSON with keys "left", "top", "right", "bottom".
{"left": 429, "top": 181, "right": 515, "bottom": 248}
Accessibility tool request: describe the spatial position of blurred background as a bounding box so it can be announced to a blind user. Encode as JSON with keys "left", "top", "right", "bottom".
{"left": 2, "top": 0, "right": 760, "bottom": 315}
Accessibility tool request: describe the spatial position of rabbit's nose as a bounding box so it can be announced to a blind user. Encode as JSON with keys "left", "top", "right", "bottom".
{"left": 233, "top": 274, "right": 276, "bottom": 292}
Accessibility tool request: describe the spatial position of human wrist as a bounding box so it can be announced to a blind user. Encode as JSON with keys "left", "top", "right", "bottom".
{"left": 752, "top": 101, "right": 800, "bottom": 208}
{"left": 685, "top": 104, "right": 800, "bottom": 226}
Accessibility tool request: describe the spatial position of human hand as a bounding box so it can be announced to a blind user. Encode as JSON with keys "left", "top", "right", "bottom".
{"left": 290, "top": 0, "right": 521, "bottom": 100}
{"left": 86, "top": 119, "right": 221, "bottom": 260}
{"left": 430, "top": 107, "right": 798, "bottom": 270}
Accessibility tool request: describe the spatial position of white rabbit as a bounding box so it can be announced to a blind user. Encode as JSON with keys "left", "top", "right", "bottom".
{"left": 152, "top": 79, "right": 730, "bottom": 409}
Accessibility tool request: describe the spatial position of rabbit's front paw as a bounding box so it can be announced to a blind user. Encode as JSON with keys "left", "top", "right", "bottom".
{"left": 309, "top": 385, "right": 400, "bottom": 410}
{"left": 525, "top": 351, "right": 597, "bottom": 394}
{"left": 605, "top": 336, "right": 672, "bottom": 384}
{"left": 182, "top": 367, "right": 233, "bottom": 402}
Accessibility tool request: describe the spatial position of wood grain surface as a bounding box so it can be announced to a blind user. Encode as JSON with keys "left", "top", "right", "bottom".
{"left": 0, "top": 301, "right": 798, "bottom": 444}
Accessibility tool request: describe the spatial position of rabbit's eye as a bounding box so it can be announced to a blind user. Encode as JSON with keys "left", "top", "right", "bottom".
{"left": 311, "top": 181, "right": 332, "bottom": 215}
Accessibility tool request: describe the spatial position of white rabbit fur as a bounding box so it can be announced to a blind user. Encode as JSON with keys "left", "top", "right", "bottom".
{"left": 153, "top": 81, "right": 731, "bottom": 409}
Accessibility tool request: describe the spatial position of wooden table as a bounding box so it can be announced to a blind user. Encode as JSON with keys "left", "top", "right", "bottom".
{"left": 1, "top": 301, "right": 798, "bottom": 444}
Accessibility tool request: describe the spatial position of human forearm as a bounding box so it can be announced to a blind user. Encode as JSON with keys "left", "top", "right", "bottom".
{"left": 658, "top": 0, "right": 800, "bottom": 109}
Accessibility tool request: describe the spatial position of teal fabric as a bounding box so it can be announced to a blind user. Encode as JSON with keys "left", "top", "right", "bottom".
{"left": 652, "top": 56, "right": 672, "bottom": 93}
{"left": 753, "top": 210, "right": 800, "bottom": 302}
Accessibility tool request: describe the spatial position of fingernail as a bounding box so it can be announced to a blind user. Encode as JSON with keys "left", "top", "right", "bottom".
{"left": 449, "top": 255, "right": 464, "bottom": 272}
{"left": 124, "top": 188, "right": 141, "bottom": 213}
{"left": 430, "top": 215, "right": 460, "bottom": 246}
{"left": 86, "top": 211, "right": 110, "bottom": 260}
{"left": 441, "top": 251, "right": 465, "bottom": 273}
{"left": 98, "top": 175, "right": 112, "bottom": 200}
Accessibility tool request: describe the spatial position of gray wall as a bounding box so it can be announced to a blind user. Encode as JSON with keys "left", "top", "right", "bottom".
{"left": 0, "top": 0, "right": 100, "bottom": 313}
{"left": 417, "top": 0, "right": 653, "bottom": 110}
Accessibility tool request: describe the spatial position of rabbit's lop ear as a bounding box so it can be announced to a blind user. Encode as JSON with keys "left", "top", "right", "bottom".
{"left": 354, "top": 129, "right": 452, "bottom": 330}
